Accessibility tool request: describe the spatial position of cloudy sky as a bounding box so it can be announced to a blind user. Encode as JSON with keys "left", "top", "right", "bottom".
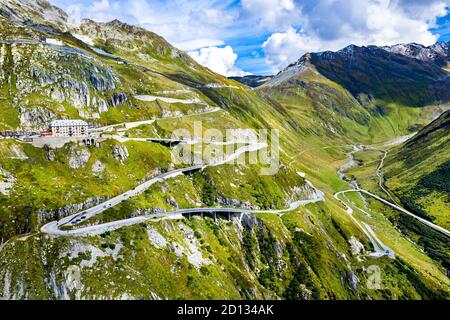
{"left": 50, "top": 0, "right": 450, "bottom": 76}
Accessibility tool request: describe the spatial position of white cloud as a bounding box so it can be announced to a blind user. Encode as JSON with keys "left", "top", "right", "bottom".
{"left": 51, "top": 0, "right": 450, "bottom": 75}
{"left": 394, "top": 0, "right": 449, "bottom": 22}
{"left": 190, "top": 8, "right": 236, "bottom": 26}
{"left": 80, "top": 0, "right": 123, "bottom": 23}
{"left": 174, "top": 38, "right": 225, "bottom": 52}
{"left": 262, "top": 28, "right": 324, "bottom": 72}
{"left": 365, "top": 0, "right": 445, "bottom": 45}
{"left": 53, "top": 0, "right": 240, "bottom": 50}
{"left": 263, "top": 0, "right": 450, "bottom": 72}
{"left": 241, "top": 0, "right": 300, "bottom": 30}
{"left": 188, "top": 46, "right": 251, "bottom": 77}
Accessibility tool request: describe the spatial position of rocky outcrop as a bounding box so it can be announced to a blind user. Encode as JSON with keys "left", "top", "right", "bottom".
{"left": 89, "top": 73, "right": 115, "bottom": 92}
{"left": 44, "top": 145, "right": 56, "bottom": 161}
{"left": 109, "top": 92, "right": 128, "bottom": 107}
{"left": 215, "top": 196, "right": 258, "bottom": 210}
{"left": 19, "top": 107, "right": 55, "bottom": 130}
{"left": 112, "top": 144, "right": 128, "bottom": 162}
{"left": 241, "top": 214, "right": 260, "bottom": 229}
{"left": 8, "top": 41, "right": 122, "bottom": 129}
{"left": 37, "top": 196, "right": 109, "bottom": 223}
{"left": 91, "top": 160, "right": 105, "bottom": 174}
{"left": 0, "top": 164, "right": 16, "bottom": 196}
{"left": 343, "top": 272, "right": 360, "bottom": 291}
{"left": 0, "top": 0, "right": 69, "bottom": 31}
{"left": 349, "top": 236, "right": 365, "bottom": 256}
{"left": 68, "top": 146, "right": 90, "bottom": 169}
{"left": 92, "top": 96, "right": 109, "bottom": 113}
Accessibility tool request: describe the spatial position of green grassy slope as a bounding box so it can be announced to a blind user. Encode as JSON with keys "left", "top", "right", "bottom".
{"left": 384, "top": 110, "right": 450, "bottom": 229}
{"left": 310, "top": 46, "right": 449, "bottom": 107}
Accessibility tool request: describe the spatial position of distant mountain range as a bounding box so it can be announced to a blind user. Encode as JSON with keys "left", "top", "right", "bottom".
{"left": 229, "top": 75, "right": 273, "bottom": 88}
{"left": 233, "top": 42, "right": 450, "bottom": 107}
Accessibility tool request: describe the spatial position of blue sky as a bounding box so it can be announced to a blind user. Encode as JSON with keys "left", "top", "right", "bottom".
{"left": 51, "top": 0, "right": 450, "bottom": 76}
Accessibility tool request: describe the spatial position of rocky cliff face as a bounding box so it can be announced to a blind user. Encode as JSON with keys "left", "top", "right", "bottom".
{"left": 68, "top": 145, "right": 90, "bottom": 169}
{"left": 3, "top": 41, "right": 123, "bottom": 129}
{"left": 73, "top": 19, "right": 195, "bottom": 66}
{"left": 0, "top": 0, "right": 68, "bottom": 31}
{"left": 37, "top": 196, "right": 109, "bottom": 224}
{"left": 382, "top": 42, "right": 450, "bottom": 64}
{"left": 112, "top": 144, "right": 129, "bottom": 162}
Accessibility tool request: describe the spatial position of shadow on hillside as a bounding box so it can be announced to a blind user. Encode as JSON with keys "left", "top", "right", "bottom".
{"left": 310, "top": 46, "right": 450, "bottom": 107}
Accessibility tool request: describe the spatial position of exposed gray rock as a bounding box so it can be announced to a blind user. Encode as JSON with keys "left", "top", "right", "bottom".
{"left": 165, "top": 198, "right": 178, "bottom": 208}
{"left": 0, "top": 0, "right": 69, "bottom": 31}
{"left": 8, "top": 41, "right": 120, "bottom": 130}
{"left": 44, "top": 145, "right": 56, "bottom": 161}
{"left": 91, "top": 160, "right": 105, "bottom": 173}
{"left": 147, "top": 227, "right": 168, "bottom": 249}
{"left": 241, "top": 214, "right": 260, "bottom": 229}
{"left": 0, "top": 164, "right": 16, "bottom": 196}
{"left": 112, "top": 144, "right": 129, "bottom": 162}
{"left": 150, "top": 292, "right": 162, "bottom": 300}
{"left": 89, "top": 72, "right": 115, "bottom": 92}
{"left": 345, "top": 271, "right": 360, "bottom": 291}
{"left": 37, "top": 196, "right": 109, "bottom": 223}
{"left": 128, "top": 208, "right": 164, "bottom": 218}
{"left": 216, "top": 196, "right": 258, "bottom": 210}
{"left": 109, "top": 92, "right": 128, "bottom": 107}
{"left": 19, "top": 106, "right": 55, "bottom": 130}
{"left": 68, "top": 146, "right": 91, "bottom": 169}
{"left": 349, "top": 236, "right": 365, "bottom": 255}
{"left": 60, "top": 80, "right": 90, "bottom": 108}
{"left": 93, "top": 96, "right": 109, "bottom": 113}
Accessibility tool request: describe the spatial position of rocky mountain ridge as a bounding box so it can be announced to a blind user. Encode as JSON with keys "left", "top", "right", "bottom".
{"left": 263, "top": 42, "right": 450, "bottom": 89}
{"left": 0, "top": 0, "right": 68, "bottom": 31}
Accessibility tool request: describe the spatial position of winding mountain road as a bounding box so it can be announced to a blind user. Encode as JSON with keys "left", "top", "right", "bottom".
{"left": 41, "top": 140, "right": 324, "bottom": 237}
{"left": 90, "top": 107, "right": 221, "bottom": 132}
{"left": 334, "top": 135, "right": 449, "bottom": 253}
{"left": 334, "top": 190, "right": 394, "bottom": 257}
{"left": 7, "top": 36, "right": 321, "bottom": 238}
{"left": 357, "top": 189, "right": 449, "bottom": 237}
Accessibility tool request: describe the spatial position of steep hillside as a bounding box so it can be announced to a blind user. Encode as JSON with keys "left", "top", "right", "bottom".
{"left": 0, "top": 0, "right": 68, "bottom": 31}
{"left": 266, "top": 42, "right": 450, "bottom": 107}
{"left": 384, "top": 110, "right": 450, "bottom": 229}
{"left": 256, "top": 43, "right": 450, "bottom": 144}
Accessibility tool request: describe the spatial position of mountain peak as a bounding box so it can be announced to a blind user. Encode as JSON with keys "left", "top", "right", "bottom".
{"left": 382, "top": 42, "right": 449, "bottom": 62}
{"left": 0, "top": 0, "right": 68, "bottom": 31}
{"left": 262, "top": 43, "right": 450, "bottom": 105}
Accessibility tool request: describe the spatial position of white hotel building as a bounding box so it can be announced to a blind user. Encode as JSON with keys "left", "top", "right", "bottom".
{"left": 50, "top": 120, "right": 88, "bottom": 137}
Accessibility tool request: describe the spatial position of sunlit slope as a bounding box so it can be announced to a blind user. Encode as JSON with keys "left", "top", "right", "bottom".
{"left": 0, "top": 15, "right": 241, "bottom": 131}
{"left": 384, "top": 110, "right": 450, "bottom": 229}
{"left": 256, "top": 49, "right": 449, "bottom": 145}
